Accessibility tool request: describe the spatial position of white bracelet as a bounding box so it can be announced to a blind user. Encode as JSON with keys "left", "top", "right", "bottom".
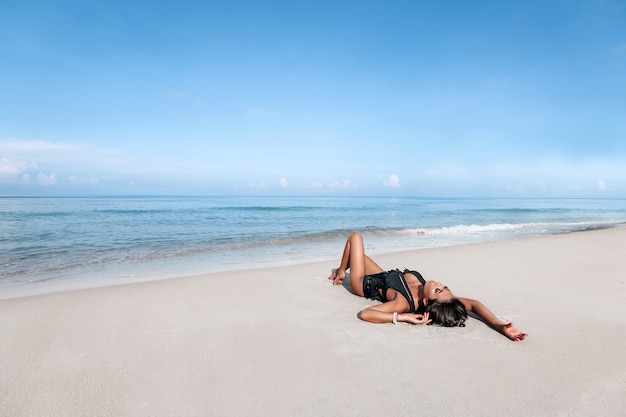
{"left": 392, "top": 312, "right": 398, "bottom": 325}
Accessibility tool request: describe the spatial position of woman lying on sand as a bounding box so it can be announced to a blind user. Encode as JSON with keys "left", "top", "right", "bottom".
{"left": 328, "top": 232, "right": 527, "bottom": 341}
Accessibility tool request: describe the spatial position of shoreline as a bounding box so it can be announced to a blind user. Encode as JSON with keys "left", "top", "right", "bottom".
{"left": 1, "top": 223, "right": 624, "bottom": 301}
{"left": 2, "top": 225, "right": 625, "bottom": 416}
{"left": 4, "top": 195, "right": 625, "bottom": 301}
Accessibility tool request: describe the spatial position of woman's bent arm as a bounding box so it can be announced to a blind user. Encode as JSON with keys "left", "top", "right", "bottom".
{"left": 358, "top": 299, "right": 431, "bottom": 325}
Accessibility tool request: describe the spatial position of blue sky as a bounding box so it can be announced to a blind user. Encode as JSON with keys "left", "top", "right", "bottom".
{"left": 1, "top": 0, "right": 625, "bottom": 197}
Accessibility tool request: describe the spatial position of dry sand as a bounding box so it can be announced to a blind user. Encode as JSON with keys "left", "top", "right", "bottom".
{"left": 1, "top": 226, "right": 625, "bottom": 417}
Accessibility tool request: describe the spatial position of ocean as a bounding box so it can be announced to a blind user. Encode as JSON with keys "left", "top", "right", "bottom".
{"left": 1, "top": 196, "right": 625, "bottom": 298}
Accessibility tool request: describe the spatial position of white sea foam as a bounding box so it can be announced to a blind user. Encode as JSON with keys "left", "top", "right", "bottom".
{"left": 1, "top": 196, "right": 624, "bottom": 298}
{"left": 412, "top": 223, "right": 528, "bottom": 235}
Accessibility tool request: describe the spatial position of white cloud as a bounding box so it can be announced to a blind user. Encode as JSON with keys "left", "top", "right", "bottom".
{"left": 384, "top": 174, "right": 400, "bottom": 188}
{"left": 329, "top": 180, "right": 350, "bottom": 188}
{"left": 37, "top": 172, "right": 57, "bottom": 185}
{"left": 69, "top": 176, "right": 99, "bottom": 185}
{"left": 597, "top": 179, "right": 606, "bottom": 190}
{"left": 1, "top": 138, "right": 82, "bottom": 153}
{"left": 0, "top": 137, "right": 205, "bottom": 180}
{"left": 0, "top": 138, "right": 124, "bottom": 173}
{"left": 279, "top": 177, "right": 288, "bottom": 188}
{"left": 247, "top": 182, "right": 266, "bottom": 188}
{"left": 0, "top": 158, "right": 31, "bottom": 179}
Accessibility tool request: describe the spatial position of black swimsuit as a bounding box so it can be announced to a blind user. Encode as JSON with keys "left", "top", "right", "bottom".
{"left": 362, "top": 269, "right": 426, "bottom": 313}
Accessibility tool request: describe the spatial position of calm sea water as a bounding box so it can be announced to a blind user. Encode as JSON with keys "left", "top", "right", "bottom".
{"left": 1, "top": 196, "right": 625, "bottom": 298}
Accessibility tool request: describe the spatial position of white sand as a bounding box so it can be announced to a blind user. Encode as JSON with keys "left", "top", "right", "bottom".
{"left": 1, "top": 226, "right": 625, "bottom": 417}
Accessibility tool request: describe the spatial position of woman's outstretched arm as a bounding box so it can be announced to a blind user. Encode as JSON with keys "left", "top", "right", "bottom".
{"left": 458, "top": 297, "right": 528, "bottom": 341}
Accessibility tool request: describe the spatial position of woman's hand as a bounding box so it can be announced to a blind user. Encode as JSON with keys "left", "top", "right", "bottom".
{"left": 501, "top": 322, "right": 528, "bottom": 341}
{"left": 400, "top": 312, "right": 431, "bottom": 325}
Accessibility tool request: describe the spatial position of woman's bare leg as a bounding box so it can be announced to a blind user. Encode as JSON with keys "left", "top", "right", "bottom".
{"left": 328, "top": 232, "right": 384, "bottom": 296}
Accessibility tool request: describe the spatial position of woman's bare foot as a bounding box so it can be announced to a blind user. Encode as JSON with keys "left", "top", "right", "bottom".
{"left": 327, "top": 269, "right": 346, "bottom": 285}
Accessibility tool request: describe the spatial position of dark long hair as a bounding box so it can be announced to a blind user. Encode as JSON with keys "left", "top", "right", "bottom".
{"left": 426, "top": 298, "right": 468, "bottom": 327}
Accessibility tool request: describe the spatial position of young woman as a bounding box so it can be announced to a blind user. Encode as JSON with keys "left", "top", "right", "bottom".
{"left": 328, "top": 232, "right": 527, "bottom": 341}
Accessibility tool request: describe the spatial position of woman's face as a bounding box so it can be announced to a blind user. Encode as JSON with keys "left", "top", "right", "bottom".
{"left": 423, "top": 280, "right": 454, "bottom": 303}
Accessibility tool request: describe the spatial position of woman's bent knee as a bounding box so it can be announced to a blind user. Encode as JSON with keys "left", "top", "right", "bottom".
{"left": 349, "top": 232, "right": 363, "bottom": 242}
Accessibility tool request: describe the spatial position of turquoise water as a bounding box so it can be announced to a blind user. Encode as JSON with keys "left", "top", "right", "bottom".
{"left": 1, "top": 196, "right": 624, "bottom": 298}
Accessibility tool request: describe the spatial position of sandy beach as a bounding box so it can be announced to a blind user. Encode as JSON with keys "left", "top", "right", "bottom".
{"left": 1, "top": 226, "right": 625, "bottom": 417}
